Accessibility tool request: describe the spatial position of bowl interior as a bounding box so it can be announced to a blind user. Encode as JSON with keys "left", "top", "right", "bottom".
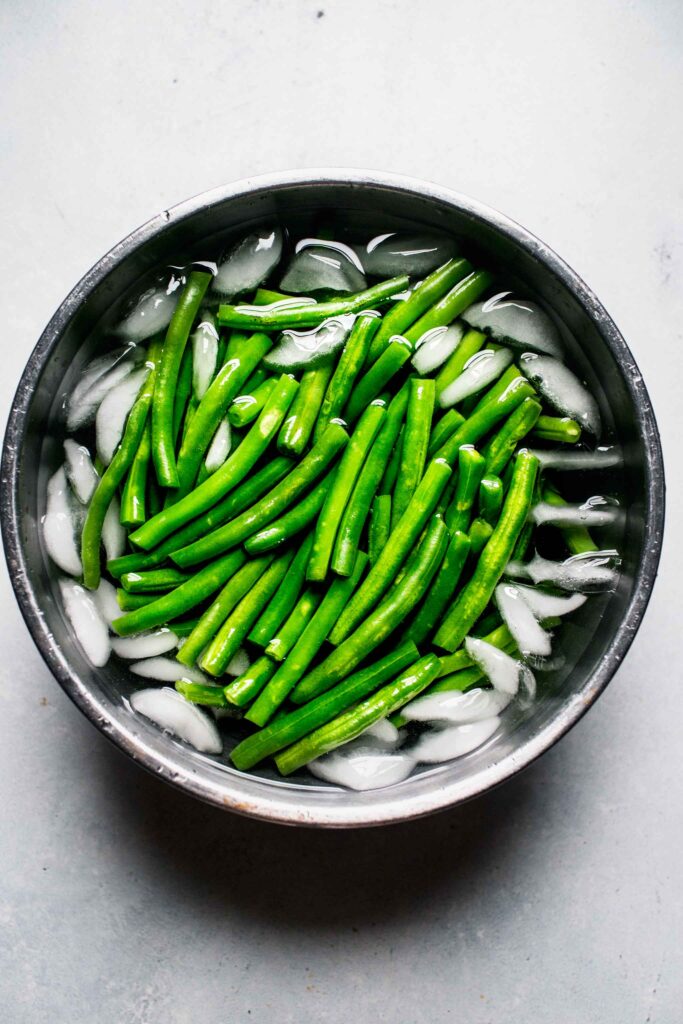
{"left": 2, "top": 173, "right": 663, "bottom": 826}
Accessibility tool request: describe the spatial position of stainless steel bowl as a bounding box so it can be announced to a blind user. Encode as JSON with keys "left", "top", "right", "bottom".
{"left": 1, "top": 170, "right": 665, "bottom": 827}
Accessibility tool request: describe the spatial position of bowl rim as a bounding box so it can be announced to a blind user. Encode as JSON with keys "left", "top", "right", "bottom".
{"left": 1, "top": 168, "right": 665, "bottom": 827}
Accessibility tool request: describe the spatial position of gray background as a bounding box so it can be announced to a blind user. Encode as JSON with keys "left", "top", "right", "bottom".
{"left": 1, "top": 1, "right": 681, "bottom": 1021}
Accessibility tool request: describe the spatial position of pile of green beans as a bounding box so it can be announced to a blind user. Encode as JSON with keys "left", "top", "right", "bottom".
{"left": 63, "top": 231, "right": 602, "bottom": 784}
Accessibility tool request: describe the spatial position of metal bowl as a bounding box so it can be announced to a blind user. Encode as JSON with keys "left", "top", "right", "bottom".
{"left": 1, "top": 170, "right": 665, "bottom": 827}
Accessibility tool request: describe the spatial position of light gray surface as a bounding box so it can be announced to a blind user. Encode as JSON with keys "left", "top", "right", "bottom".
{"left": 1, "top": 1, "right": 681, "bottom": 1020}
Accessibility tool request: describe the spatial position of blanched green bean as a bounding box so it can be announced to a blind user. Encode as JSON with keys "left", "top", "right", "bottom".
{"left": 531, "top": 415, "right": 582, "bottom": 444}
{"left": 434, "top": 328, "right": 486, "bottom": 396}
{"left": 171, "top": 421, "right": 348, "bottom": 567}
{"left": 174, "top": 681, "right": 229, "bottom": 707}
{"left": 265, "top": 589, "right": 322, "bottom": 662}
{"left": 368, "top": 258, "right": 473, "bottom": 363}
{"left": 379, "top": 426, "right": 403, "bottom": 496}
{"left": 129, "top": 374, "right": 298, "bottom": 551}
{"left": 307, "top": 402, "right": 386, "bottom": 581}
{"left": 332, "top": 383, "right": 408, "bottom": 575}
{"left": 152, "top": 269, "right": 212, "bottom": 487}
{"left": 434, "top": 449, "right": 539, "bottom": 651}
{"left": 230, "top": 641, "right": 418, "bottom": 770}
{"left": 120, "top": 568, "right": 190, "bottom": 593}
{"left": 406, "top": 529, "right": 470, "bottom": 645}
{"left": 368, "top": 494, "right": 391, "bottom": 564}
{"left": 315, "top": 313, "right": 380, "bottom": 437}
{"left": 427, "top": 408, "right": 465, "bottom": 457}
{"left": 293, "top": 516, "right": 448, "bottom": 704}
{"left": 542, "top": 480, "right": 598, "bottom": 555}
{"left": 434, "top": 372, "right": 536, "bottom": 464}
{"left": 217, "top": 275, "right": 409, "bottom": 330}
{"left": 343, "top": 338, "right": 412, "bottom": 424}
{"left": 227, "top": 377, "right": 276, "bottom": 429}
{"left": 468, "top": 516, "right": 494, "bottom": 555}
{"left": 176, "top": 554, "right": 278, "bottom": 668}
{"left": 120, "top": 421, "right": 152, "bottom": 527}
{"left": 247, "top": 552, "right": 368, "bottom": 726}
{"left": 244, "top": 475, "right": 330, "bottom": 555}
{"left": 224, "top": 655, "right": 277, "bottom": 707}
{"left": 392, "top": 378, "right": 435, "bottom": 527}
{"left": 112, "top": 550, "right": 246, "bottom": 636}
{"left": 172, "top": 347, "right": 194, "bottom": 447}
{"left": 249, "top": 534, "right": 314, "bottom": 646}
{"left": 201, "top": 550, "right": 294, "bottom": 676}
{"left": 482, "top": 397, "right": 542, "bottom": 475}
{"left": 404, "top": 272, "right": 493, "bottom": 345}
{"left": 445, "top": 447, "right": 486, "bottom": 537}
{"left": 171, "top": 332, "right": 272, "bottom": 501}
{"left": 479, "top": 476, "right": 504, "bottom": 525}
{"left": 107, "top": 457, "right": 293, "bottom": 577}
{"left": 116, "top": 589, "right": 158, "bottom": 612}
{"left": 329, "top": 459, "right": 452, "bottom": 645}
{"left": 278, "top": 363, "right": 334, "bottom": 456}
{"left": 277, "top": 653, "right": 441, "bottom": 775}
{"left": 81, "top": 362, "right": 156, "bottom": 589}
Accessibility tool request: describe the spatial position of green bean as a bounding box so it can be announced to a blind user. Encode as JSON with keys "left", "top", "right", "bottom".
{"left": 278, "top": 363, "right": 334, "bottom": 456}
{"left": 343, "top": 338, "right": 412, "bottom": 424}
{"left": 116, "top": 589, "right": 158, "bottom": 612}
{"left": 531, "top": 415, "right": 582, "bottom": 444}
{"left": 217, "top": 275, "right": 409, "bottom": 330}
{"left": 230, "top": 641, "right": 418, "bottom": 770}
{"left": 470, "top": 607, "right": 503, "bottom": 638}
{"left": 278, "top": 653, "right": 441, "bottom": 775}
{"left": 368, "top": 494, "right": 392, "bottom": 564}
{"left": 468, "top": 517, "right": 494, "bottom": 555}
{"left": 171, "top": 421, "right": 348, "bottom": 567}
{"left": 172, "top": 346, "right": 194, "bottom": 448}
{"left": 170, "top": 332, "right": 272, "bottom": 501}
{"left": 200, "top": 550, "right": 294, "bottom": 676}
{"left": 224, "top": 655, "right": 277, "bottom": 707}
{"left": 379, "top": 426, "right": 403, "bottom": 495}
{"left": 481, "top": 397, "right": 542, "bottom": 475}
{"left": 249, "top": 534, "right": 314, "bottom": 646}
{"left": 479, "top": 475, "right": 504, "bottom": 525}
{"left": 227, "top": 378, "right": 276, "bottom": 429}
{"left": 176, "top": 554, "right": 277, "bottom": 668}
{"left": 435, "top": 372, "right": 537, "bottom": 464}
{"left": 168, "top": 618, "right": 200, "bottom": 638}
{"left": 307, "top": 403, "right": 386, "bottom": 581}
{"left": 329, "top": 459, "right": 452, "bottom": 645}
{"left": 404, "top": 271, "right": 493, "bottom": 345}
{"left": 406, "top": 529, "right": 470, "bottom": 645}
{"left": 427, "top": 408, "right": 465, "bottom": 457}
{"left": 238, "top": 365, "right": 269, "bottom": 396}
{"left": 81, "top": 361, "right": 157, "bottom": 589}
{"left": 542, "top": 480, "right": 598, "bottom": 555}
{"left": 247, "top": 552, "right": 368, "bottom": 725}
{"left": 244, "top": 475, "right": 330, "bottom": 555}
{"left": 120, "top": 421, "right": 152, "bottom": 527}
{"left": 112, "top": 550, "right": 246, "bottom": 636}
{"left": 265, "top": 589, "right": 322, "bottom": 662}
{"left": 107, "top": 457, "right": 293, "bottom": 577}
{"left": 293, "top": 516, "right": 448, "bottom": 704}
{"left": 368, "top": 258, "right": 473, "bottom": 363}
{"left": 175, "top": 680, "right": 228, "bottom": 707}
{"left": 315, "top": 313, "right": 380, "bottom": 437}
{"left": 442, "top": 446, "right": 484, "bottom": 533}
{"left": 120, "top": 568, "right": 191, "bottom": 593}
{"left": 434, "top": 328, "right": 486, "bottom": 396}
{"left": 434, "top": 449, "right": 539, "bottom": 651}
{"left": 253, "top": 288, "right": 290, "bottom": 305}
{"left": 392, "top": 378, "right": 435, "bottom": 527}
{"left": 129, "top": 374, "right": 299, "bottom": 551}
{"left": 152, "top": 269, "right": 212, "bottom": 487}
{"left": 332, "top": 383, "right": 408, "bottom": 575}
{"left": 147, "top": 477, "right": 163, "bottom": 518}
{"left": 225, "top": 330, "right": 252, "bottom": 360}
